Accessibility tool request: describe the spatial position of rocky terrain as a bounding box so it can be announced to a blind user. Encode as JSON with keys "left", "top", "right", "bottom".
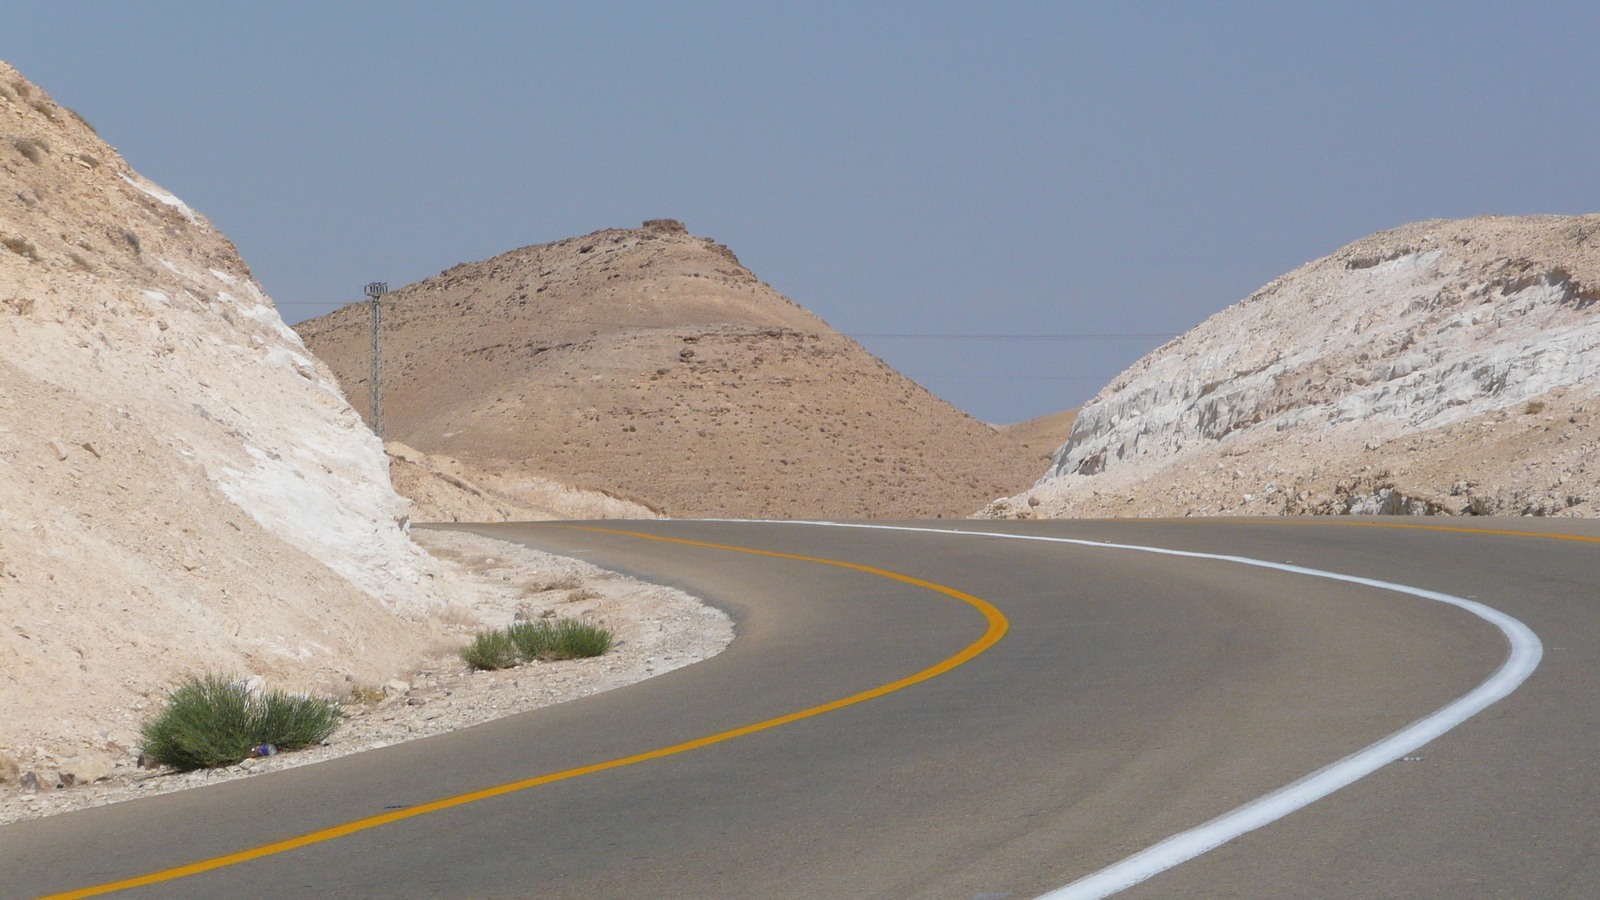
{"left": 985, "top": 216, "right": 1600, "bottom": 519}
{"left": 0, "top": 60, "right": 728, "bottom": 798}
{"left": 297, "top": 220, "right": 1041, "bottom": 519}
{"left": 1, "top": 528, "right": 731, "bottom": 825}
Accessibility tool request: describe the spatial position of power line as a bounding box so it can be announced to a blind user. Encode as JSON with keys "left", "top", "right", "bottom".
{"left": 270, "top": 302, "right": 1183, "bottom": 343}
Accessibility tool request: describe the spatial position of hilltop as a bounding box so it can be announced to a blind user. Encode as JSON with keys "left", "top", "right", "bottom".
{"left": 297, "top": 220, "right": 1041, "bottom": 519}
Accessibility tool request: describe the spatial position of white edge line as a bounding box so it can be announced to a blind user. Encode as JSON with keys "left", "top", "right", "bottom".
{"left": 702, "top": 520, "right": 1543, "bottom": 900}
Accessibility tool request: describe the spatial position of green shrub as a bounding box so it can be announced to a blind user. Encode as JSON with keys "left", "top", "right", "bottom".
{"left": 506, "top": 617, "right": 614, "bottom": 661}
{"left": 504, "top": 620, "right": 556, "bottom": 660}
{"left": 545, "top": 618, "right": 614, "bottom": 659}
{"left": 461, "top": 628, "right": 519, "bottom": 670}
{"left": 466, "top": 618, "right": 615, "bottom": 669}
{"left": 139, "top": 674, "right": 345, "bottom": 771}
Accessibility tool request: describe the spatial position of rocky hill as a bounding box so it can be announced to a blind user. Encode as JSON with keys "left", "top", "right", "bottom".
{"left": 988, "top": 215, "right": 1600, "bottom": 519}
{"left": 297, "top": 221, "right": 1040, "bottom": 519}
{"left": 0, "top": 61, "right": 461, "bottom": 761}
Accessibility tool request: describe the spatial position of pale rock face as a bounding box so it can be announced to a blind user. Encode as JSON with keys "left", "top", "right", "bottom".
{"left": 0, "top": 59, "right": 453, "bottom": 758}
{"left": 991, "top": 216, "right": 1600, "bottom": 519}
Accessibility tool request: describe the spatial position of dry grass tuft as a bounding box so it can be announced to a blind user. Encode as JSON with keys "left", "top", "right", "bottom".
{"left": 64, "top": 107, "right": 97, "bottom": 134}
{"left": 2, "top": 236, "right": 40, "bottom": 261}
{"left": 12, "top": 138, "right": 46, "bottom": 164}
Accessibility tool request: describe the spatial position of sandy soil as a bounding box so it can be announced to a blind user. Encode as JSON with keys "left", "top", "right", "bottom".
{"left": 296, "top": 220, "right": 1044, "bottom": 519}
{"left": 0, "top": 528, "right": 732, "bottom": 825}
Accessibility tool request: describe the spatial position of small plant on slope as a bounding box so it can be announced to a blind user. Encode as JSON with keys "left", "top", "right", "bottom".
{"left": 463, "top": 618, "right": 615, "bottom": 669}
{"left": 507, "top": 618, "right": 615, "bottom": 661}
{"left": 139, "top": 674, "right": 345, "bottom": 771}
{"left": 460, "top": 628, "right": 519, "bottom": 670}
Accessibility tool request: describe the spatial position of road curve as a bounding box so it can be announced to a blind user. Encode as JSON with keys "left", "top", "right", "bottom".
{"left": 4, "top": 517, "right": 1598, "bottom": 899}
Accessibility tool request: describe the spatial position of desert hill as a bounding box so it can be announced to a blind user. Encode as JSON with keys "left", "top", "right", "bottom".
{"left": 985, "top": 215, "right": 1600, "bottom": 519}
{"left": 0, "top": 60, "right": 461, "bottom": 761}
{"left": 297, "top": 220, "right": 1041, "bottom": 519}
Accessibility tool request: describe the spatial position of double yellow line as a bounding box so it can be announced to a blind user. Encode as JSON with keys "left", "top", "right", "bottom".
{"left": 31, "top": 525, "right": 1009, "bottom": 900}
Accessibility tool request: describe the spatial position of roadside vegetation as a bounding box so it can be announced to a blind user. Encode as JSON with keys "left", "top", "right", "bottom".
{"left": 138, "top": 674, "right": 345, "bottom": 771}
{"left": 462, "top": 618, "right": 615, "bottom": 670}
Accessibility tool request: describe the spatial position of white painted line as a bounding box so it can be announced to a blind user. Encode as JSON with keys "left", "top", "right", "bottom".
{"left": 719, "top": 520, "right": 1543, "bottom": 900}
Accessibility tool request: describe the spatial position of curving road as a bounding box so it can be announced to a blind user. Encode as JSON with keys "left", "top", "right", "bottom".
{"left": 4, "top": 518, "right": 1599, "bottom": 899}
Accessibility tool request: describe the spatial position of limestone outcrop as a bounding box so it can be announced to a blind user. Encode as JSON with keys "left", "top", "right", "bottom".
{"left": 988, "top": 216, "right": 1600, "bottom": 519}
{"left": 0, "top": 60, "right": 453, "bottom": 758}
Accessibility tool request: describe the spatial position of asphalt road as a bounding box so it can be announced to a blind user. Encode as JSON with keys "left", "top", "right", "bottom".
{"left": 4, "top": 517, "right": 1598, "bottom": 899}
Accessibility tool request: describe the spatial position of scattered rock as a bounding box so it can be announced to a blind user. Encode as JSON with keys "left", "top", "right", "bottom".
{"left": 58, "top": 753, "right": 114, "bottom": 786}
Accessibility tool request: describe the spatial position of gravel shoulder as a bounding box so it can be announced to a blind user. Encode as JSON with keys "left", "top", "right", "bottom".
{"left": 0, "top": 529, "right": 733, "bottom": 825}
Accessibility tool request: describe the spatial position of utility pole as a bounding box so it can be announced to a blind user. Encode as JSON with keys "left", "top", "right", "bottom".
{"left": 364, "top": 282, "right": 390, "bottom": 439}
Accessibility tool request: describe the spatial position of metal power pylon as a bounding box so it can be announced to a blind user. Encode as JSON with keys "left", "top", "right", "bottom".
{"left": 364, "top": 282, "right": 390, "bottom": 438}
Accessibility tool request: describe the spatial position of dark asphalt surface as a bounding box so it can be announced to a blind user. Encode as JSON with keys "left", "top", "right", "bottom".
{"left": 4, "top": 517, "right": 1597, "bottom": 899}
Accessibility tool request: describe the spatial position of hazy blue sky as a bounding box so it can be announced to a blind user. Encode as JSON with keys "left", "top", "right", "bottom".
{"left": 6, "top": 3, "right": 1596, "bottom": 422}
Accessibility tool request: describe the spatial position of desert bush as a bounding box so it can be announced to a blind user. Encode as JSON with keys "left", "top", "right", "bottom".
{"left": 546, "top": 618, "right": 614, "bottom": 659}
{"left": 11, "top": 138, "right": 44, "bottom": 164}
{"left": 347, "top": 684, "right": 385, "bottom": 705}
{"left": 64, "top": 107, "right": 96, "bottom": 134}
{"left": 506, "top": 617, "right": 614, "bottom": 661}
{"left": 461, "top": 628, "right": 519, "bottom": 670}
{"left": 1526, "top": 400, "right": 1546, "bottom": 415}
{"left": 2, "top": 236, "right": 39, "bottom": 261}
{"left": 465, "top": 618, "right": 615, "bottom": 669}
{"left": 139, "top": 674, "right": 345, "bottom": 771}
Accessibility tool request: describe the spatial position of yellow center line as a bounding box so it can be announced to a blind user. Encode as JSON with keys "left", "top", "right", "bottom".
{"left": 31, "top": 525, "right": 1008, "bottom": 900}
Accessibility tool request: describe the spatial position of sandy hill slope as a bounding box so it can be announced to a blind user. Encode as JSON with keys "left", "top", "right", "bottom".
{"left": 297, "top": 220, "right": 1039, "bottom": 519}
{"left": 999, "top": 408, "right": 1079, "bottom": 467}
{"left": 984, "top": 215, "right": 1600, "bottom": 519}
{"left": 0, "top": 61, "right": 463, "bottom": 759}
